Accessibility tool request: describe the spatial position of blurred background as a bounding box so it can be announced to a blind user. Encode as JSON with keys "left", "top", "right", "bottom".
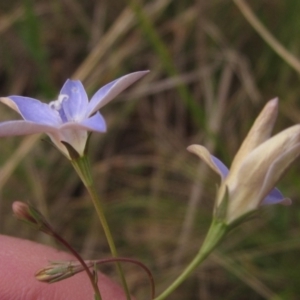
{"left": 0, "top": 0, "right": 300, "bottom": 299}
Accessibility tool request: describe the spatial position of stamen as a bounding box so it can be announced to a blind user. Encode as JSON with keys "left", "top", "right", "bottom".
{"left": 49, "top": 94, "right": 69, "bottom": 111}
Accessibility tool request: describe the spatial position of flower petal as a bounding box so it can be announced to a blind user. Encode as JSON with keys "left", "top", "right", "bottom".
{"left": 187, "top": 145, "right": 229, "bottom": 179}
{"left": 261, "top": 188, "right": 291, "bottom": 206}
{"left": 87, "top": 71, "right": 149, "bottom": 116}
{"left": 0, "top": 96, "right": 61, "bottom": 126}
{"left": 60, "top": 80, "right": 89, "bottom": 121}
{"left": 47, "top": 130, "right": 87, "bottom": 158}
{"left": 223, "top": 125, "right": 300, "bottom": 223}
{"left": 0, "top": 120, "right": 58, "bottom": 136}
{"left": 78, "top": 112, "right": 106, "bottom": 132}
{"left": 232, "top": 124, "right": 300, "bottom": 194}
{"left": 230, "top": 98, "right": 278, "bottom": 175}
{"left": 261, "top": 188, "right": 289, "bottom": 205}
{"left": 258, "top": 143, "right": 300, "bottom": 205}
{"left": 58, "top": 112, "right": 106, "bottom": 133}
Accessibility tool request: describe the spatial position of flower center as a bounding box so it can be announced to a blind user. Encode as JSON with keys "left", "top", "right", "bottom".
{"left": 49, "top": 94, "right": 69, "bottom": 122}
{"left": 49, "top": 94, "right": 68, "bottom": 111}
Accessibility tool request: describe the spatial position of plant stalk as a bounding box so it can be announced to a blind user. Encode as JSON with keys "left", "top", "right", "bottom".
{"left": 154, "top": 219, "right": 228, "bottom": 300}
{"left": 71, "top": 155, "right": 131, "bottom": 300}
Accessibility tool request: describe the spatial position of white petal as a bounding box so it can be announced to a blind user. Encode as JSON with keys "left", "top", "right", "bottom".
{"left": 230, "top": 98, "right": 278, "bottom": 175}
{"left": 231, "top": 124, "right": 300, "bottom": 194}
{"left": 187, "top": 145, "right": 228, "bottom": 179}
{"left": 48, "top": 129, "right": 88, "bottom": 158}
{"left": 258, "top": 143, "right": 300, "bottom": 204}
{"left": 224, "top": 126, "right": 300, "bottom": 223}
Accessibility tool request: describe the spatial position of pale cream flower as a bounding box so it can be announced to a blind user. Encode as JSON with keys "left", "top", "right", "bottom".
{"left": 188, "top": 99, "right": 300, "bottom": 224}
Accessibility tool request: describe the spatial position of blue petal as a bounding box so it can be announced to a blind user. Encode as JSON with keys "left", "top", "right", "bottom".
{"left": 211, "top": 155, "right": 229, "bottom": 178}
{"left": 60, "top": 80, "right": 89, "bottom": 121}
{"left": 0, "top": 120, "right": 57, "bottom": 136}
{"left": 8, "top": 96, "right": 61, "bottom": 125}
{"left": 59, "top": 112, "right": 106, "bottom": 132}
{"left": 87, "top": 71, "right": 149, "bottom": 116}
{"left": 79, "top": 112, "right": 106, "bottom": 132}
{"left": 262, "top": 188, "right": 285, "bottom": 205}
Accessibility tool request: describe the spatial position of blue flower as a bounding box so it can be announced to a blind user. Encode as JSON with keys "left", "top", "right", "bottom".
{"left": 0, "top": 71, "right": 148, "bottom": 158}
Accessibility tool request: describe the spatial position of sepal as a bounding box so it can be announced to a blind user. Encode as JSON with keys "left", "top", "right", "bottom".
{"left": 61, "top": 141, "right": 81, "bottom": 160}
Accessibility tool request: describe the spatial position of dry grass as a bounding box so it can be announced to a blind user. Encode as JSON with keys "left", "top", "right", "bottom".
{"left": 0, "top": 0, "right": 300, "bottom": 299}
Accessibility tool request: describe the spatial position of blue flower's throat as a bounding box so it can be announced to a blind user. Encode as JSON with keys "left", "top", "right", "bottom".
{"left": 49, "top": 94, "right": 69, "bottom": 123}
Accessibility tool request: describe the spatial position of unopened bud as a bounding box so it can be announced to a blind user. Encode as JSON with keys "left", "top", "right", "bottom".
{"left": 13, "top": 201, "right": 36, "bottom": 223}
{"left": 36, "top": 260, "right": 94, "bottom": 283}
{"left": 12, "top": 201, "right": 53, "bottom": 234}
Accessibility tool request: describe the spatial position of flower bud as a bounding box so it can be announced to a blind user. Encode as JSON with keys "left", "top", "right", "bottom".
{"left": 12, "top": 201, "right": 53, "bottom": 234}
{"left": 188, "top": 99, "right": 300, "bottom": 224}
{"left": 35, "top": 260, "right": 94, "bottom": 283}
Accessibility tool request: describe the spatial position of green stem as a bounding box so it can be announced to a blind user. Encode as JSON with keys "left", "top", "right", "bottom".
{"left": 154, "top": 219, "right": 228, "bottom": 300}
{"left": 71, "top": 155, "right": 131, "bottom": 300}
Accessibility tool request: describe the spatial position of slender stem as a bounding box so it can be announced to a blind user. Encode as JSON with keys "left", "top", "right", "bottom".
{"left": 71, "top": 155, "right": 131, "bottom": 300}
{"left": 51, "top": 231, "right": 102, "bottom": 300}
{"left": 95, "top": 257, "right": 155, "bottom": 299}
{"left": 154, "top": 220, "right": 228, "bottom": 300}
